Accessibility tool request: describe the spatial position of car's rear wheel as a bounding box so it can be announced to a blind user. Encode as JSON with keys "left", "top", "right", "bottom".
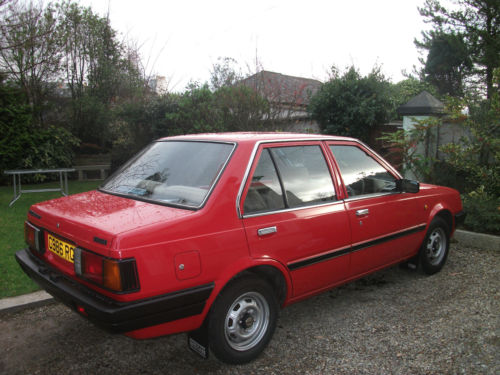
{"left": 420, "top": 217, "right": 450, "bottom": 275}
{"left": 208, "top": 275, "right": 278, "bottom": 364}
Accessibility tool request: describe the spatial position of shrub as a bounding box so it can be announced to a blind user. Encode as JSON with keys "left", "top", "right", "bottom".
{"left": 462, "top": 187, "right": 500, "bottom": 235}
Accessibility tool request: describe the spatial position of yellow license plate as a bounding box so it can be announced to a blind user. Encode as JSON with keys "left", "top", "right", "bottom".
{"left": 48, "top": 234, "right": 75, "bottom": 263}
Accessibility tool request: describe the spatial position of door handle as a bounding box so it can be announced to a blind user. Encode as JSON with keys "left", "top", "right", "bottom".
{"left": 258, "top": 226, "right": 277, "bottom": 236}
{"left": 356, "top": 209, "right": 369, "bottom": 216}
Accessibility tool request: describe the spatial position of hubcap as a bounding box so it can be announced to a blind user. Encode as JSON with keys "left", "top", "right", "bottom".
{"left": 425, "top": 227, "right": 446, "bottom": 266}
{"left": 224, "top": 291, "right": 270, "bottom": 351}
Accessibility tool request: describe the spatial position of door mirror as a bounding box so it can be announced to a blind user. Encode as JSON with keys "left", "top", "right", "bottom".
{"left": 397, "top": 179, "right": 420, "bottom": 193}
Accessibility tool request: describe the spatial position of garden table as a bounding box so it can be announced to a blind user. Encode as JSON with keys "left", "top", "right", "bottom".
{"left": 4, "top": 168, "right": 75, "bottom": 207}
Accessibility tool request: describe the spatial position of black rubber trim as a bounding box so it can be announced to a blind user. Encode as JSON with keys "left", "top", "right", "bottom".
{"left": 288, "top": 225, "right": 427, "bottom": 271}
{"left": 15, "top": 249, "right": 214, "bottom": 333}
{"left": 29, "top": 210, "right": 41, "bottom": 219}
{"left": 288, "top": 247, "right": 350, "bottom": 270}
{"left": 454, "top": 210, "right": 466, "bottom": 226}
{"left": 93, "top": 236, "right": 107, "bottom": 245}
{"left": 351, "top": 225, "right": 427, "bottom": 253}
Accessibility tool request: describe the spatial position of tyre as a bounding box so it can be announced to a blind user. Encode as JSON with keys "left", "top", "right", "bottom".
{"left": 208, "top": 275, "right": 279, "bottom": 364}
{"left": 420, "top": 217, "right": 450, "bottom": 275}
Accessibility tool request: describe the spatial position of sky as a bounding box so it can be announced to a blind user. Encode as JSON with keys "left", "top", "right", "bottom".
{"left": 77, "top": 0, "right": 429, "bottom": 91}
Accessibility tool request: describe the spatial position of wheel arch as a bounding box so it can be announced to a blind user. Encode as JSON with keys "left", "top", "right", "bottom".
{"left": 429, "top": 206, "right": 453, "bottom": 233}
{"left": 204, "top": 258, "right": 292, "bottom": 320}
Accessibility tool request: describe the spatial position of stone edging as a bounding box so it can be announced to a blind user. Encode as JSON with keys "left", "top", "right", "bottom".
{"left": 454, "top": 229, "right": 500, "bottom": 250}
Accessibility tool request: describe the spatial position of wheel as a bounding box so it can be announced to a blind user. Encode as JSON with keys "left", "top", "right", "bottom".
{"left": 208, "top": 275, "right": 279, "bottom": 364}
{"left": 420, "top": 217, "right": 450, "bottom": 275}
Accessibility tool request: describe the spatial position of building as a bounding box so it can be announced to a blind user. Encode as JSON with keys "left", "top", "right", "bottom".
{"left": 239, "top": 70, "right": 322, "bottom": 132}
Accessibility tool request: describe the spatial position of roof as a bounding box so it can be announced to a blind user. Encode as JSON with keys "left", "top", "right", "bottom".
{"left": 397, "top": 91, "right": 444, "bottom": 116}
{"left": 160, "top": 132, "right": 355, "bottom": 144}
{"left": 238, "top": 71, "right": 322, "bottom": 106}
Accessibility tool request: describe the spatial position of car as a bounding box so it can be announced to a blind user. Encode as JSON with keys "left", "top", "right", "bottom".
{"left": 16, "top": 132, "right": 465, "bottom": 364}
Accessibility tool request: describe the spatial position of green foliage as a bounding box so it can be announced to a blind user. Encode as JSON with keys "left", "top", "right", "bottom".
{"left": 418, "top": 31, "right": 473, "bottom": 97}
{"left": 0, "top": 1, "right": 62, "bottom": 126}
{"left": 308, "top": 66, "right": 392, "bottom": 142}
{"left": 164, "top": 83, "right": 226, "bottom": 135}
{"left": 378, "top": 117, "right": 441, "bottom": 181}
{"left": 416, "top": 0, "right": 500, "bottom": 98}
{"left": 110, "top": 94, "right": 175, "bottom": 169}
{"left": 462, "top": 186, "right": 500, "bottom": 235}
{"left": 215, "top": 85, "right": 269, "bottom": 131}
{"left": 0, "top": 78, "right": 79, "bottom": 183}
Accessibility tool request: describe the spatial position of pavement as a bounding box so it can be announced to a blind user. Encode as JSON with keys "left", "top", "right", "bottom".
{"left": 1, "top": 229, "right": 498, "bottom": 315}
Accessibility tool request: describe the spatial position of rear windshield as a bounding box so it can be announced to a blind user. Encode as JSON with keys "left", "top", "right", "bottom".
{"left": 101, "top": 141, "right": 235, "bottom": 208}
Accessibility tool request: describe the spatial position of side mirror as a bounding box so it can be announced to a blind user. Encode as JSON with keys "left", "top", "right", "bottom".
{"left": 397, "top": 179, "right": 420, "bottom": 193}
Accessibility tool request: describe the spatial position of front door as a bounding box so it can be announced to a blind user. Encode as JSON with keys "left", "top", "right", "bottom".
{"left": 329, "top": 143, "right": 425, "bottom": 276}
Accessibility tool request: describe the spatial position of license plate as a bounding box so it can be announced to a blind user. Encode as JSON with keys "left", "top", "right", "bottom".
{"left": 48, "top": 233, "right": 75, "bottom": 263}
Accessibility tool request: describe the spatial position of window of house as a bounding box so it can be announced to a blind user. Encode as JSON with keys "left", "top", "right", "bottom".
{"left": 330, "top": 145, "right": 397, "bottom": 197}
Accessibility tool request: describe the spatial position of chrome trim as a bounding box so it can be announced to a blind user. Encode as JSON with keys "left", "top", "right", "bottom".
{"left": 242, "top": 200, "right": 343, "bottom": 219}
{"left": 257, "top": 226, "right": 277, "bottom": 236}
{"left": 343, "top": 191, "right": 401, "bottom": 202}
{"left": 356, "top": 209, "right": 369, "bottom": 216}
{"left": 235, "top": 137, "right": 401, "bottom": 218}
{"left": 236, "top": 142, "right": 261, "bottom": 218}
{"left": 236, "top": 137, "right": 351, "bottom": 218}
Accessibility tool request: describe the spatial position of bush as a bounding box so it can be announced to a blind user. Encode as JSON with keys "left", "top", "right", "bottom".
{"left": 0, "top": 81, "right": 79, "bottom": 184}
{"left": 462, "top": 187, "right": 500, "bottom": 235}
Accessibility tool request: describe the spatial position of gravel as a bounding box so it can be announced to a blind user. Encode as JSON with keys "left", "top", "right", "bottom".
{"left": 0, "top": 243, "right": 498, "bottom": 375}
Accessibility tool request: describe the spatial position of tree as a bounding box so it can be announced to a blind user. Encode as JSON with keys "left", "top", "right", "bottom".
{"left": 209, "top": 57, "right": 243, "bottom": 90}
{"left": 0, "top": 0, "right": 61, "bottom": 125}
{"left": 417, "top": 31, "right": 473, "bottom": 96}
{"left": 308, "top": 66, "right": 392, "bottom": 142}
{"left": 417, "top": 0, "right": 500, "bottom": 98}
{"left": 0, "top": 74, "right": 79, "bottom": 181}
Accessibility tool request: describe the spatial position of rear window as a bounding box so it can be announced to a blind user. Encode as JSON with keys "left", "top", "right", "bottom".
{"left": 101, "top": 141, "right": 234, "bottom": 208}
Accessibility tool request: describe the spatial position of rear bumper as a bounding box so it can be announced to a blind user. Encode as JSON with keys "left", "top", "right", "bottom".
{"left": 15, "top": 249, "right": 213, "bottom": 333}
{"left": 455, "top": 210, "right": 466, "bottom": 227}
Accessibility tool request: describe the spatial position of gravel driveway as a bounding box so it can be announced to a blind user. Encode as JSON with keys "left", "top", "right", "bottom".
{"left": 0, "top": 243, "right": 498, "bottom": 375}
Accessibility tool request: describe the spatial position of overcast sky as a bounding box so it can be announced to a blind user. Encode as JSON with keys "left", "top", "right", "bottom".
{"left": 78, "top": 0, "right": 429, "bottom": 91}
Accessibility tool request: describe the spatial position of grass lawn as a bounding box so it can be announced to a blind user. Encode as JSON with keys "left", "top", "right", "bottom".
{"left": 0, "top": 180, "right": 101, "bottom": 298}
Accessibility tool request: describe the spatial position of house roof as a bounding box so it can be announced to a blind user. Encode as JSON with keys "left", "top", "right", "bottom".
{"left": 239, "top": 70, "right": 322, "bottom": 106}
{"left": 397, "top": 91, "right": 444, "bottom": 116}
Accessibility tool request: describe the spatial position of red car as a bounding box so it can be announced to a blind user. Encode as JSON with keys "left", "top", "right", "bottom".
{"left": 17, "top": 133, "right": 465, "bottom": 364}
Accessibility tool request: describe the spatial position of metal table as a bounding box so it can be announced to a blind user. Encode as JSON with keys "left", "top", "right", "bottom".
{"left": 4, "top": 168, "right": 75, "bottom": 207}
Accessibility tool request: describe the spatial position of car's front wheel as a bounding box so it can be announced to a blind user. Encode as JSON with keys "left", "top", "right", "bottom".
{"left": 208, "top": 275, "right": 278, "bottom": 364}
{"left": 420, "top": 217, "right": 450, "bottom": 275}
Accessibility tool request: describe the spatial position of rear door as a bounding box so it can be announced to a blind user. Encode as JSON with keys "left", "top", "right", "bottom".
{"left": 241, "top": 142, "right": 351, "bottom": 298}
{"left": 328, "top": 142, "right": 426, "bottom": 276}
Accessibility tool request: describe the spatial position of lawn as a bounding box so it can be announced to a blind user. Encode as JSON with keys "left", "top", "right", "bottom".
{"left": 0, "top": 180, "right": 101, "bottom": 298}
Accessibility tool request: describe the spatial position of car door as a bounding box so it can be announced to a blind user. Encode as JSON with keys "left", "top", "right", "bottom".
{"left": 240, "top": 142, "right": 351, "bottom": 298}
{"left": 328, "top": 142, "right": 426, "bottom": 276}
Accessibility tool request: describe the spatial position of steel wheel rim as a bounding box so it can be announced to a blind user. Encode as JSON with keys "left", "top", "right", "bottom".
{"left": 426, "top": 227, "right": 446, "bottom": 265}
{"left": 224, "top": 291, "right": 270, "bottom": 351}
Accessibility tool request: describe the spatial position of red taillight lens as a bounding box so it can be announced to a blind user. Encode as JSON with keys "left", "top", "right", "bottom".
{"left": 74, "top": 248, "right": 139, "bottom": 293}
{"left": 24, "top": 221, "right": 44, "bottom": 254}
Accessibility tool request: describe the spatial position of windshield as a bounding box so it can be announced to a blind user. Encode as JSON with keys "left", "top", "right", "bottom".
{"left": 101, "top": 141, "right": 235, "bottom": 208}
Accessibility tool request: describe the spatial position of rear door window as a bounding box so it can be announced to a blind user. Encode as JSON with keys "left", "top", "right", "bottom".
{"left": 243, "top": 145, "right": 335, "bottom": 214}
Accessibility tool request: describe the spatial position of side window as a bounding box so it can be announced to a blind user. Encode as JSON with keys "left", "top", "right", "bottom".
{"left": 270, "top": 146, "right": 335, "bottom": 207}
{"left": 243, "top": 149, "right": 285, "bottom": 214}
{"left": 243, "top": 145, "right": 336, "bottom": 215}
{"left": 330, "top": 145, "right": 397, "bottom": 197}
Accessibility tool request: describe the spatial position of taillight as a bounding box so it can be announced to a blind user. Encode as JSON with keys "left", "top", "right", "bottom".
{"left": 74, "top": 248, "right": 139, "bottom": 293}
{"left": 24, "top": 221, "right": 45, "bottom": 254}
